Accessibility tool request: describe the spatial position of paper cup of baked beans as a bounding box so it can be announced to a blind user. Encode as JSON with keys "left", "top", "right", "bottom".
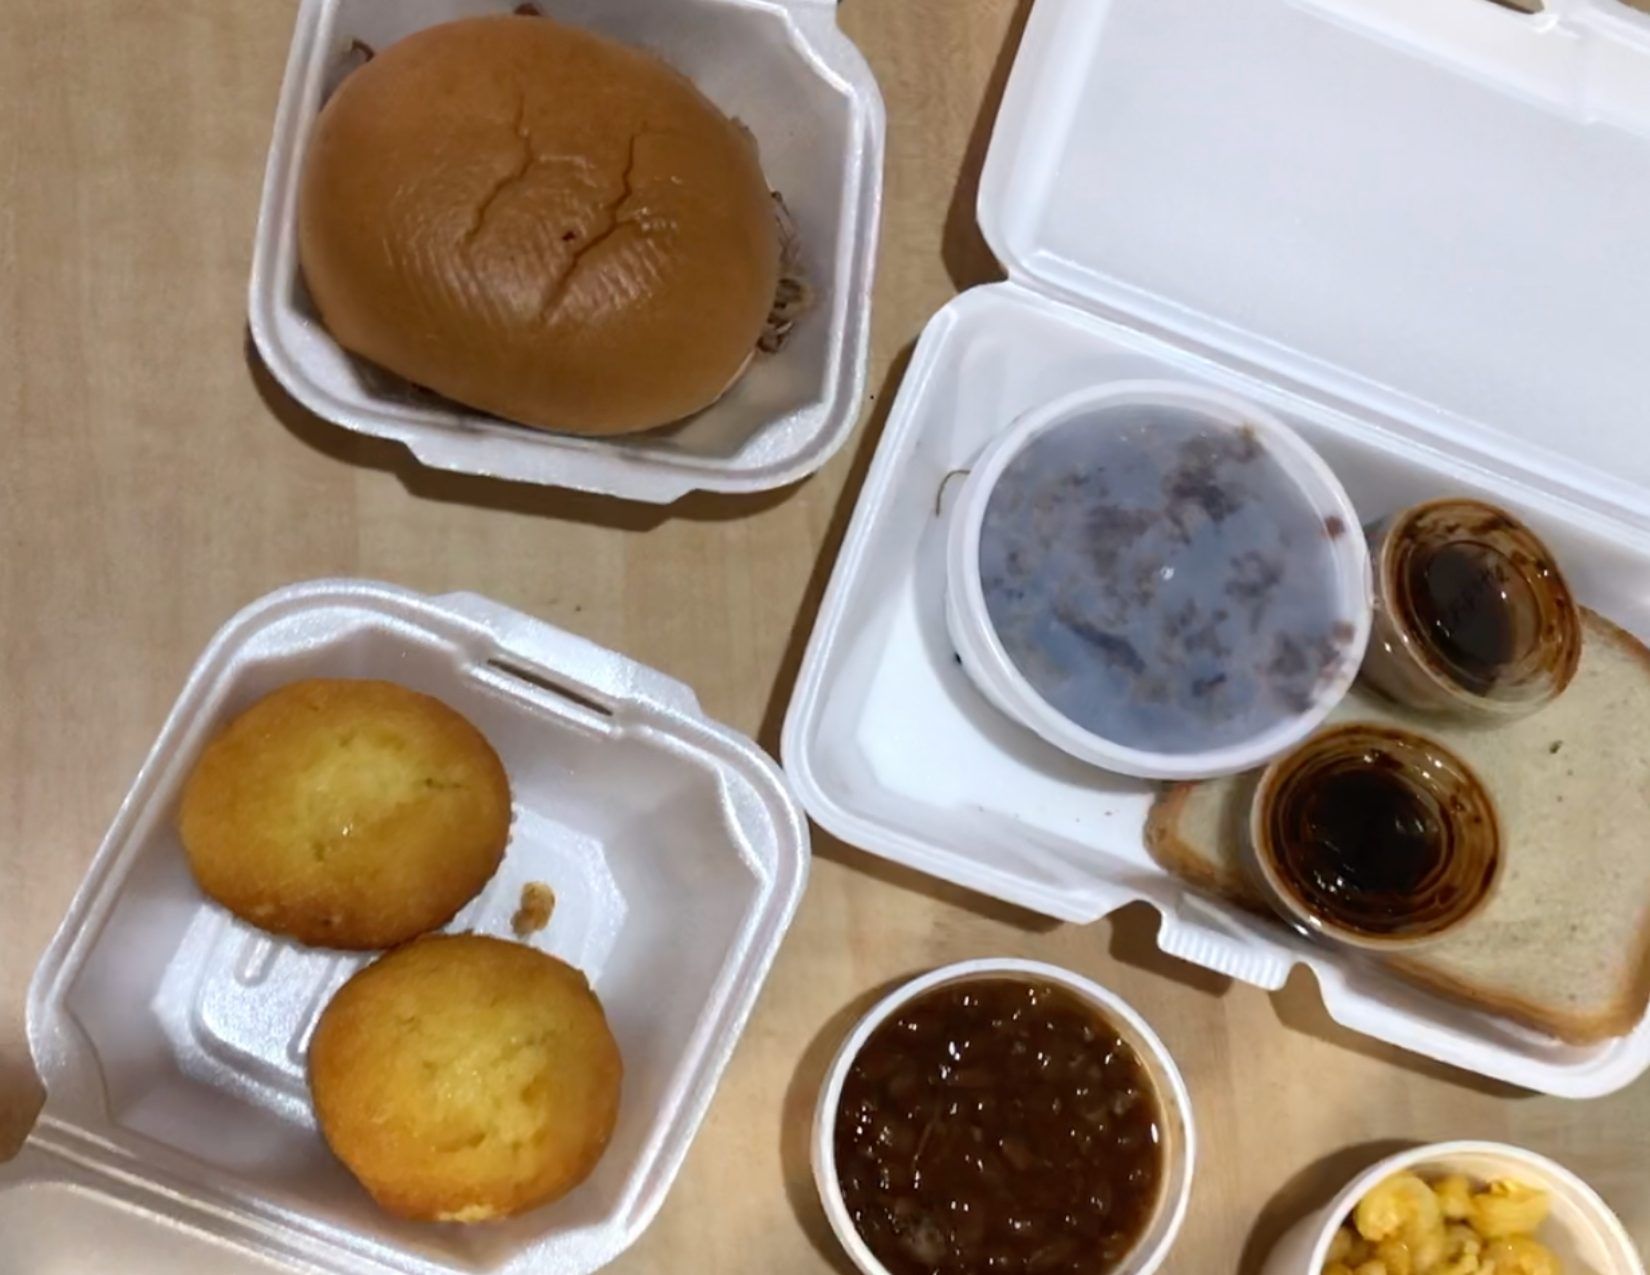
{"left": 1262, "top": 1141, "right": 1643, "bottom": 1275}
{"left": 812, "top": 958, "right": 1195, "bottom": 1275}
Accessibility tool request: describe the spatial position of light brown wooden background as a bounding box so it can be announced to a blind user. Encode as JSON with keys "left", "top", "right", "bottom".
{"left": 0, "top": 1, "right": 1645, "bottom": 1270}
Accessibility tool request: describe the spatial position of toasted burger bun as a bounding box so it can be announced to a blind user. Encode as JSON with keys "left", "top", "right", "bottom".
{"left": 298, "top": 15, "right": 780, "bottom": 436}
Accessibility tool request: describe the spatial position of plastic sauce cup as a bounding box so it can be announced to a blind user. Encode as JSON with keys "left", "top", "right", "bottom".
{"left": 1362, "top": 498, "right": 1582, "bottom": 720}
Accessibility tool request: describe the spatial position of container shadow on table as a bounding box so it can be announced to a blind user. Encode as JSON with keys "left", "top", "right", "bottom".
{"left": 1237, "top": 1138, "right": 1418, "bottom": 1275}
{"left": 0, "top": 1038, "right": 44, "bottom": 1163}
{"left": 1102, "top": 901, "right": 1235, "bottom": 1000}
{"left": 941, "top": 0, "right": 1034, "bottom": 293}
{"left": 1104, "top": 904, "right": 1533, "bottom": 1098}
{"left": 754, "top": 0, "right": 1041, "bottom": 760}
{"left": 779, "top": 976, "right": 916, "bottom": 1275}
{"left": 1269, "top": 968, "right": 1531, "bottom": 1101}
{"left": 757, "top": 340, "right": 916, "bottom": 765}
{"left": 245, "top": 332, "right": 805, "bottom": 531}
{"left": 750, "top": 337, "right": 1058, "bottom": 938}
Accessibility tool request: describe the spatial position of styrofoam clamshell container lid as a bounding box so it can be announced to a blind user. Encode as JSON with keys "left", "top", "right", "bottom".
{"left": 782, "top": 0, "right": 1650, "bottom": 1096}
{"left": 248, "top": 0, "right": 886, "bottom": 505}
{"left": 6, "top": 580, "right": 809, "bottom": 1272}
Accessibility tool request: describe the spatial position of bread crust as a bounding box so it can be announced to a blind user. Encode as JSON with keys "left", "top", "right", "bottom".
{"left": 1382, "top": 609, "right": 1650, "bottom": 1045}
{"left": 298, "top": 14, "right": 781, "bottom": 435}
{"left": 309, "top": 935, "right": 623, "bottom": 1222}
{"left": 1144, "top": 783, "right": 1261, "bottom": 908}
{"left": 178, "top": 679, "right": 511, "bottom": 949}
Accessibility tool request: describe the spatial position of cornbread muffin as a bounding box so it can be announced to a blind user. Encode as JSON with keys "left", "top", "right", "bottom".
{"left": 309, "top": 935, "right": 623, "bottom": 1222}
{"left": 178, "top": 679, "right": 511, "bottom": 949}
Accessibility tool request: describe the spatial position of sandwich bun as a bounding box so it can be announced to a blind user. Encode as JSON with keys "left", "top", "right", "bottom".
{"left": 298, "top": 14, "right": 781, "bottom": 436}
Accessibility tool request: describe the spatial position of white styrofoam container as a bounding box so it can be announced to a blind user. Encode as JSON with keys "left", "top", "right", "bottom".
{"left": 3, "top": 580, "right": 809, "bottom": 1272}
{"left": 1262, "top": 1141, "right": 1644, "bottom": 1275}
{"left": 248, "top": 0, "right": 886, "bottom": 505}
{"left": 782, "top": 0, "right": 1650, "bottom": 1096}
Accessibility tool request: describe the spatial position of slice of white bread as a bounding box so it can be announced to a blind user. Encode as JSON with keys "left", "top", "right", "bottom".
{"left": 1146, "top": 609, "right": 1650, "bottom": 1045}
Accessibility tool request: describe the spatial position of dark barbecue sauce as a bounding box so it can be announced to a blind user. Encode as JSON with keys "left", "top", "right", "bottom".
{"left": 1284, "top": 765, "right": 1447, "bottom": 934}
{"left": 1409, "top": 541, "right": 1535, "bottom": 694}
{"left": 1263, "top": 730, "right": 1500, "bottom": 941}
{"left": 834, "top": 979, "right": 1163, "bottom": 1275}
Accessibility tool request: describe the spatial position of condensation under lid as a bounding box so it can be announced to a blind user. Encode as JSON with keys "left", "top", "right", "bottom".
{"left": 978, "top": 0, "right": 1650, "bottom": 531}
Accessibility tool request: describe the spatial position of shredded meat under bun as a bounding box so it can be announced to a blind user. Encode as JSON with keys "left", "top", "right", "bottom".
{"left": 298, "top": 15, "right": 780, "bottom": 436}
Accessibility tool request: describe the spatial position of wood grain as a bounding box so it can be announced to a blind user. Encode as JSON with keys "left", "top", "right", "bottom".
{"left": 0, "top": 0, "right": 1645, "bottom": 1270}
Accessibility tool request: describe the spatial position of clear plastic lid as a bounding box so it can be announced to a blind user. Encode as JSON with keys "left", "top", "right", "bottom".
{"left": 979, "top": 0, "right": 1650, "bottom": 528}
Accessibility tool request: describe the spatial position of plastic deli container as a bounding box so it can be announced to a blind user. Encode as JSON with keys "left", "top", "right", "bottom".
{"left": 3, "top": 580, "right": 809, "bottom": 1273}
{"left": 1261, "top": 1141, "right": 1645, "bottom": 1275}
{"left": 782, "top": 0, "right": 1650, "bottom": 1096}
{"left": 943, "top": 381, "right": 1372, "bottom": 781}
{"left": 812, "top": 959, "right": 1196, "bottom": 1275}
{"left": 249, "top": 0, "right": 886, "bottom": 504}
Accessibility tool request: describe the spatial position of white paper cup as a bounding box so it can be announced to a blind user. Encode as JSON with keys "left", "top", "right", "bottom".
{"left": 812, "top": 958, "right": 1196, "bottom": 1275}
{"left": 1261, "top": 1141, "right": 1645, "bottom": 1275}
{"left": 944, "top": 380, "right": 1372, "bottom": 781}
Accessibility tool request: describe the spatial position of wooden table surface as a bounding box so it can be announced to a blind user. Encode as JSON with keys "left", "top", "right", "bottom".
{"left": 1, "top": 0, "right": 1645, "bottom": 1270}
